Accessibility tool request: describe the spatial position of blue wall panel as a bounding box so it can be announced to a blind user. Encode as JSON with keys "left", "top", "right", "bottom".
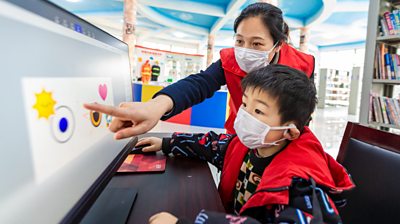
{"left": 132, "top": 83, "right": 142, "bottom": 102}
{"left": 191, "top": 91, "right": 227, "bottom": 128}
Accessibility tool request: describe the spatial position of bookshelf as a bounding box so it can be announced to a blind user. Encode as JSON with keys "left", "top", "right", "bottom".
{"left": 370, "top": 122, "right": 400, "bottom": 129}
{"left": 360, "top": 0, "right": 400, "bottom": 131}
{"left": 372, "top": 79, "right": 400, "bottom": 84}
{"left": 318, "top": 68, "right": 352, "bottom": 108}
{"left": 377, "top": 34, "right": 400, "bottom": 43}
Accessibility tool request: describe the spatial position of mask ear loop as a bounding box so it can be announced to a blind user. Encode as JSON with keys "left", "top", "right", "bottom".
{"left": 269, "top": 123, "right": 296, "bottom": 131}
{"left": 270, "top": 41, "right": 279, "bottom": 51}
{"left": 278, "top": 126, "right": 293, "bottom": 142}
{"left": 267, "top": 41, "right": 278, "bottom": 58}
{"left": 283, "top": 129, "right": 289, "bottom": 136}
{"left": 262, "top": 124, "right": 295, "bottom": 146}
{"left": 266, "top": 137, "right": 287, "bottom": 146}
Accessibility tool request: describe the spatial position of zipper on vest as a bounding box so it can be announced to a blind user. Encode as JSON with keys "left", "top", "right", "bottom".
{"left": 239, "top": 186, "right": 290, "bottom": 215}
{"left": 247, "top": 186, "right": 290, "bottom": 201}
{"left": 256, "top": 186, "right": 289, "bottom": 193}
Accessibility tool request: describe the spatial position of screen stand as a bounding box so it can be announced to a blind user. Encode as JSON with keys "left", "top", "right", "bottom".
{"left": 80, "top": 186, "right": 138, "bottom": 224}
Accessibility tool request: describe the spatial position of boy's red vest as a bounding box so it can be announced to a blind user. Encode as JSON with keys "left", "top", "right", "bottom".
{"left": 218, "top": 127, "right": 355, "bottom": 214}
{"left": 220, "top": 43, "right": 315, "bottom": 133}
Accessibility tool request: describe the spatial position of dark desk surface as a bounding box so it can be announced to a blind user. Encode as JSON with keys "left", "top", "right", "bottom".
{"left": 108, "top": 156, "right": 226, "bottom": 224}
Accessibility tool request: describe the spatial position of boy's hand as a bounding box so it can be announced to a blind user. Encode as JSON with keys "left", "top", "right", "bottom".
{"left": 149, "top": 212, "right": 178, "bottom": 224}
{"left": 136, "top": 137, "right": 162, "bottom": 152}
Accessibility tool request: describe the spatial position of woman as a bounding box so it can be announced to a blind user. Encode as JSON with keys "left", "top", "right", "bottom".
{"left": 84, "top": 2, "right": 314, "bottom": 139}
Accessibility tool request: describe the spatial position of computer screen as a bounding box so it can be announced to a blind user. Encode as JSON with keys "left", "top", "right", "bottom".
{"left": 0, "top": 0, "right": 133, "bottom": 223}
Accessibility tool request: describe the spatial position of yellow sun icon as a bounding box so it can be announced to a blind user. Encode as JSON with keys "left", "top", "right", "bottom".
{"left": 33, "top": 89, "right": 57, "bottom": 120}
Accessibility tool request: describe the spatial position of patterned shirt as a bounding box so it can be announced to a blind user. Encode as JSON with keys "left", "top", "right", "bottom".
{"left": 233, "top": 149, "right": 276, "bottom": 214}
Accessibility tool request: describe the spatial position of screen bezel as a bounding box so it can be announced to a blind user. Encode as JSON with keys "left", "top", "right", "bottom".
{"left": 61, "top": 137, "right": 138, "bottom": 224}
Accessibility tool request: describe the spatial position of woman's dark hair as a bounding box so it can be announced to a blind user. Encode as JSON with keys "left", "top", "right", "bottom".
{"left": 234, "top": 2, "right": 289, "bottom": 46}
{"left": 241, "top": 64, "right": 317, "bottom": 130}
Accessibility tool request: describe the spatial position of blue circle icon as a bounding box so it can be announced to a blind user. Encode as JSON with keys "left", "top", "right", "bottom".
{"left": 51, "top": 106, "right": 75, "bottom": 143}
{"left": 59, "top": 118, "right": 68, "bottom": 133}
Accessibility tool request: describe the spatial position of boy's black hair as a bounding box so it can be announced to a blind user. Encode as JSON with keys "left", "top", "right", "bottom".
{"left": 241, "top": 64, "right": 317, "bottom": 130}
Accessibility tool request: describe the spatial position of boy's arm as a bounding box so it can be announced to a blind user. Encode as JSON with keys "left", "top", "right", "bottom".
{"left": 161, "top": 131, "right": 234, "bottom": 170}
{"left": 175, "top": 180, "right": 345, "bottom": 224}
{"left": 177, "top": 210, "right": 261, "bottom": 224}
{"left": 175, "top": 196, "right": 341, "bottom": 224}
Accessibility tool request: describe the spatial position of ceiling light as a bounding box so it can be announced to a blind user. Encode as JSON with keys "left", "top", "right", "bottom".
{"left": 172, "top": 31, "right": 187, "bottom": 38}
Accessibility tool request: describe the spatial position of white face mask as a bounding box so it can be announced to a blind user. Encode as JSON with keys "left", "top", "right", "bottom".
{"left": 234, "top": 43, "right": 278, "bottom": 73}
{"left": 234, "top": 107, "right": 295, "bottom": 149}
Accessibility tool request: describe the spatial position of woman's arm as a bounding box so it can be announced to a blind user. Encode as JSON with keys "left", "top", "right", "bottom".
{"left": 83, "top": 60, "right": 226, "bottom": 139}
{"left": 154, "top": 60, "right": 226, "bottom": 120}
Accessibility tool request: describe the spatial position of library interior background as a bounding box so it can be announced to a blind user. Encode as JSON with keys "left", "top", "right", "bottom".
{"left": 5, "top": 0, "right": 400, "bottom": 223}
{"left": 48, "top": 0, "right": 398, "bottom": 173}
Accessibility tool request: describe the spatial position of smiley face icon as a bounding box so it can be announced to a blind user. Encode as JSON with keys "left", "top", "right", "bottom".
{"left": 33, "top": 89, "right": 56, "bottom": 120}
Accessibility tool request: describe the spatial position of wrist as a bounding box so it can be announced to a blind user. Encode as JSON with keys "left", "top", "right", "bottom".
{"left": 161, "top": 137, "right": 172, "bottom": 155}
{"left": 149, "top": 94, "right": 174, "bottom": 116}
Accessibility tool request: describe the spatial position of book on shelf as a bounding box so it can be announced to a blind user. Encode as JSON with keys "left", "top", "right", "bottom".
{"left": 374, "top": 43, "right": 400, "bottom": 80}
{"left": 371, "top": 94, "right": 380, "bottom": 123}
{"left": 394, "top": 9, "right": 400, "bottom": 31}
{"left": 386, "top": 97, "right": 400, "bottom": 124}
{"left": 380, "top": 10, "right": 400, "bottom": 36}
{"left": 379, "top": 95, "right": 389, "bottom": 124}
{"left": 380, "top": 17, "right": 390, "bottom": 36}
{"left": 383, "top": 12, "right": 395, "bottom": 35}
{"left": 370, "top": 93, "right": 400, "bottom": 126}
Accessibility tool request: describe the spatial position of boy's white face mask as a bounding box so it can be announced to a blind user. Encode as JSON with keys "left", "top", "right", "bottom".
{"left": 234, "top": 42, "right": 278, "bottom": 73}
{"left": 234, "top": 107, "right": 295, "bottom": 149}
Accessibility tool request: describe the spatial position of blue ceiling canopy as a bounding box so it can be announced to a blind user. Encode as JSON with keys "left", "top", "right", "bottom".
{"left": 48, "top": 0, "right": 369, "bottom": 50}
{"left": 151, "top": 7, "right": 219, "bottom": 29}
{"left": 281, "top": 0, "right": 323, "bottom": 19}
{"left": 280, "top": 0, "right": 324, "bottom": 26}
{"left": 324, "top": 11, "right": 368, "bottom": 26}
{"left": 311, "top": 0, "right": 369, "bottom": 49}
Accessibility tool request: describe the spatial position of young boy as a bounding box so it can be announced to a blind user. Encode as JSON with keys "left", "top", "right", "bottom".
{"left": 141, "top": 65, "right": 355, "bottom": 224}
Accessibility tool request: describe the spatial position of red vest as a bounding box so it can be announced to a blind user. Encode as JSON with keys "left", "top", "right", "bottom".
{"left": 220, "top": 43, "right": 315, "bottom": 134}
{"left": 218, "top": 127, "right": 355, "bottom": 214}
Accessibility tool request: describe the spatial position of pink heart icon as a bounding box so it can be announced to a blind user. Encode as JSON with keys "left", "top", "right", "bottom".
{"left": 98, "top": 84, "right": 107, "bottom": 101}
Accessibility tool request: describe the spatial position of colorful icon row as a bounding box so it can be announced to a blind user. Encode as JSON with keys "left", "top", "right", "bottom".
{"left": 90, "top": 111, "right": 112, "bottom": 128}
